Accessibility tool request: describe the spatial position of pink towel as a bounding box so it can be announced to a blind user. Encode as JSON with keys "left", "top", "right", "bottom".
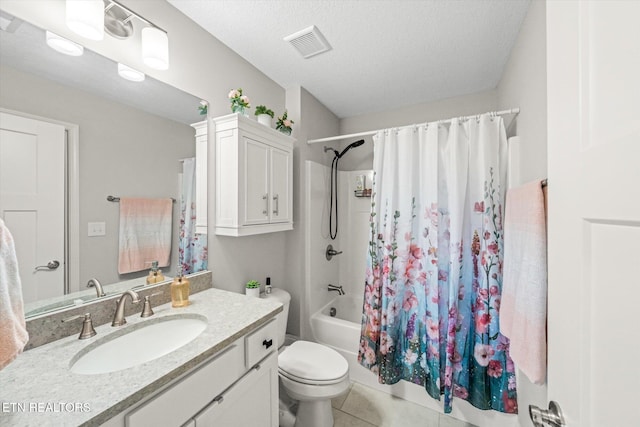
{"left": 500, "top": 180, "right": 547, "bottom": 385}
{"left": 118, "top": 198, "right": 173, "bottom": 274}
{"left": 0, "top": 218, "right": 29, "bottom": 370}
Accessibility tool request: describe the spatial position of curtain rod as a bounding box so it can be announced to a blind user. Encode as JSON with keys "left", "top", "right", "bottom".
{"left": 307, "top": 108, "right": 520, "bottom": 144}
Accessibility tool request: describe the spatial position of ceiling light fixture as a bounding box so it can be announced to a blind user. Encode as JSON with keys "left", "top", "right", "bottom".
{"left": 105, "top": 0, "right": 170, "bottom": 70}
{"left": 141, "top": 26, "right": 169, "bottom": 70}
{"left": 65, "top": 0, "right": 104, "bottom": 41}
{"left": 117, "top": 63, "right": 145, "bottom": 82}
{"left": 46, "top": 31, "right": 84, "bottom": 56}
{"left": 64, "top": 0, "right": 169, "bottom": 70}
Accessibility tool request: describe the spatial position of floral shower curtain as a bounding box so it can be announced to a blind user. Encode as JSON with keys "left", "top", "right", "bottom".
{"left": 358, "top": 114, "right": 517, "bottom": 414}
{"left": 179, "top": 158, "right": 208, "bottom": 274}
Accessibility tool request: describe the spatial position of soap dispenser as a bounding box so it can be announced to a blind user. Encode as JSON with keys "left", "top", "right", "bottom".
{"left": 146, "top": 261, "right": 165, "bottom": 285}
{"left": 171, "top": 268, "right": 190, "bottom": 307}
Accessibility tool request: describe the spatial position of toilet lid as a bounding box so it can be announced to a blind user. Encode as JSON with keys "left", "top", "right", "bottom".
{"left": 278, "top": 341, "right": 349, "bottom": 384}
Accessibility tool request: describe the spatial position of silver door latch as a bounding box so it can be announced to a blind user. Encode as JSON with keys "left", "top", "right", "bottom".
{"left": 529, "top": 401, "right": 565, "bottom": 427}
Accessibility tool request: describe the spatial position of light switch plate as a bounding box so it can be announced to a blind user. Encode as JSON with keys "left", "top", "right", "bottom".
{"left": 88, "top": 222, "right": 106, "bottom": 237}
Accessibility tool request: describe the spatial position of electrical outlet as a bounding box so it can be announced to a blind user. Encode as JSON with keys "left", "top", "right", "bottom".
{"left": 88, "top": 222, "right": 106, "bottom": 237}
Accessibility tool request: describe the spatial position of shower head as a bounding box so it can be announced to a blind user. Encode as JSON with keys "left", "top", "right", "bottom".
{"left": 336, "top": 139, "right": 365, "bottom": 159}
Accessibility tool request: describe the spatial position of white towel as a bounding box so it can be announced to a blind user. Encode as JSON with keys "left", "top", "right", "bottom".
{"left": 500, "top": 180, "right": 547, "bottom": 385}
{"left": 0, "top": 218, "right": 29, "bottom": 370}
{"left": 118, "top": 198, "right": 173, "bottom": 274}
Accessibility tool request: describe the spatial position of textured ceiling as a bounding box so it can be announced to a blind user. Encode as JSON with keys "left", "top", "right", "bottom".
{"left": 168, "top": 0, "right": 531, "bottom": 118}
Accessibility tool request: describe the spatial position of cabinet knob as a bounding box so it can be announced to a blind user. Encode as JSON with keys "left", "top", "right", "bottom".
{"left": 262, "top": 338, "right": 273, "bottom": 349}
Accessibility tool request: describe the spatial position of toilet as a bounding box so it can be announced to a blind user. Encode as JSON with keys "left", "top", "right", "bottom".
{"left": 264, "top": 288, "right": 350, "bottom": 427}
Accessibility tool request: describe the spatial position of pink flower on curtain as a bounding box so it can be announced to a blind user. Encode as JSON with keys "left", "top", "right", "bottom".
{"left": 487, "top": 360, "right": 504, "bottom": 378}
{"left": 474, "top": 343, "right": 495, "bottom": 367}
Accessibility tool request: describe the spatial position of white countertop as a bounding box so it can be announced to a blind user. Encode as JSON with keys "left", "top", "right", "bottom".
{"left": 0, "top": 288, "right": 282, "bottom": 426}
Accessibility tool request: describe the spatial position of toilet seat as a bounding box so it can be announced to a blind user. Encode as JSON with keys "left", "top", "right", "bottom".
{"left": 278, "top": 341, "right": 348, "bottom": 385}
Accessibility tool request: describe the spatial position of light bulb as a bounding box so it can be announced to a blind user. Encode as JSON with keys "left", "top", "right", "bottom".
{"left": 117, "top": 63, "right": 145, "bottom": 82}
{"left": 66, "top": 0, "right": 104, "bottom": 41}
{"left": 142, "top": 27, "right": 169, "bottom": 70}
{"left": 46, "top": 31, "right": 84, "bottom": 56}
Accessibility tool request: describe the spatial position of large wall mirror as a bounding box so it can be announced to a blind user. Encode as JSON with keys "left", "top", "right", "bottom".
{"left": 0, "top": 12, "right": 208, "bottom": 318}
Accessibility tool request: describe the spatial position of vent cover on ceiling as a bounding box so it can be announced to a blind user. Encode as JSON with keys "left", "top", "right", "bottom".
{"left": 284, "top": 25, "right": 332, "bottom": 59}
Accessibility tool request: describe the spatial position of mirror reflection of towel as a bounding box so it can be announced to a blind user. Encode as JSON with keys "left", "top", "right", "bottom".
{"left": 118, "top": 198, "right": 172, "bottom": 274}
{"left": 0, "top": 218, "right": 29, "bottom": 370}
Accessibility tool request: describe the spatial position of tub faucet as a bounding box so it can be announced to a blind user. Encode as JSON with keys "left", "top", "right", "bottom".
{"left": 87, "top": 278, "right": 106, "bottom": 297}
{"left": 328, "top": 284, "right": 345, "bottom": 295}
{"left": 112, "top": 290, "right": 141, "bottom": 326}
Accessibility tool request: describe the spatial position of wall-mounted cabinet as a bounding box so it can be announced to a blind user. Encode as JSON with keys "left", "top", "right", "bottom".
{"left": 213, "top": 113, "right": 294, "bottom": 236}
{"left": 191, "top": 120, "right": 208, "bottom": 235}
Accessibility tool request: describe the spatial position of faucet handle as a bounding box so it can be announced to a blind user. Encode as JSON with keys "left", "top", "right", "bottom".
{"left": 62, "top": 313, "right": 97, "bottom": 340}
{"left": 140, "top": 292, "right": 163, "bottom": 318}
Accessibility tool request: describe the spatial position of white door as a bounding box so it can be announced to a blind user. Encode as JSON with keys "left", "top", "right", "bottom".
{"left": 269, "top": 146, "right": 291, "bottom": 224}
{"left": 0, "top": 112, "right": 65, "bottom": 303}
{"left": 244, "top": 137, "right": 269, "bottom": 225}
{"left": 547, "top": 2, "right": 640, "bottom": 426}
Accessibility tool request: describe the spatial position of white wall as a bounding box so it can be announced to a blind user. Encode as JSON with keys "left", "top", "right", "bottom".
{"left": 337, "top": 170, "right": 373, "bottom": 300}
{"left": 496, "top": 1, "right": 549, "bottom": 425}
{"left": 302, "top": 161, "right": 339, "bottom": 339}
{"left": 286, "top": 86, "right": 341, "bottom": 338}
{"left": 0, "top": 64, "right": 194, "bottom": 286}
{"left": 498, "top": 0, "right": 548, "bottom": 183}
{"left": 338, "top": 89, "right": 498, "bottom": 171}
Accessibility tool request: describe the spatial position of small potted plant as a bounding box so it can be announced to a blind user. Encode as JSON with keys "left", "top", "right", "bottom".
{"left": 198, "top": 100, "right": 208, "bottom": 117}
{"left": 276, "top": 110, "right": 294, "bottom": 135}
{"left": 255, "top": 105, "right": 274, "bottom": 127}
{"left": 245, "top": 280, "right": 261, "bottom": 298}
{"left": 228, "top": 88, "right": 251, "bottom": 116}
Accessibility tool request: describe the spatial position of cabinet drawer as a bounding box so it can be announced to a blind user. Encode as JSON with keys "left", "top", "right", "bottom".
{"left": 126, "top": 342, "right": 244, "bottom": 427}
{"left": 245, "top": 318, "right": 278, "bottom": 368}
{"left": 194, "top": 352, "right": 277, "bottom": 427}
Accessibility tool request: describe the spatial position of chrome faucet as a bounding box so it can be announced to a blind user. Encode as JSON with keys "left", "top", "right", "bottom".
{"left": 112, "top": 290, "right": 141, "bottom": 326}
{"left": 328, "top": 284, "right": 345, "bottom": 295}
{"left": 87, "top": 278, "right": 106, "bottom": 297}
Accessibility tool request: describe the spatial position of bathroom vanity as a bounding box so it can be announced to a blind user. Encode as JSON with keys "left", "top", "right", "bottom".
{"left": 0, "top": 288, "right": 282, "bottom": 427}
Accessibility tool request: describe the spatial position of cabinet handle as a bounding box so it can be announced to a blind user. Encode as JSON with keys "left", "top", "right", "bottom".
{"left": 262, "top": 194, "right": 268, "bottom": 215}
{"left": 272, "top": 194, "right": 279, "bottom": 216}
{"left": 262, "top": 338, "right": 273, "bottom": 349}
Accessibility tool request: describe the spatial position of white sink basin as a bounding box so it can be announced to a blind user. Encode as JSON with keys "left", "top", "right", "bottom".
{"left": 70, "top": 314, "right": 208, "bottom": 375}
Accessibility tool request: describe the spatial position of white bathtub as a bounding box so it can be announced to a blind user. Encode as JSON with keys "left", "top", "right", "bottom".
{"left": 311, "top": 295, "right": 362, "bottom": 355}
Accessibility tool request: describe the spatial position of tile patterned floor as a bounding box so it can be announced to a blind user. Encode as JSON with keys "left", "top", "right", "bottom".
{"left": 331, "top": 383, "right": 477, "bottom": 427}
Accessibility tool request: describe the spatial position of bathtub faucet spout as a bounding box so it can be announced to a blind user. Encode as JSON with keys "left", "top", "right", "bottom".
{"left": 328, "top": 284, "right": 345, "bottom": 295}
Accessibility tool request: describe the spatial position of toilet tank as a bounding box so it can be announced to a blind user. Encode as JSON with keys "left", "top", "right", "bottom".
{"left": 262, "top": 288, "right": 290, "bottom": 348}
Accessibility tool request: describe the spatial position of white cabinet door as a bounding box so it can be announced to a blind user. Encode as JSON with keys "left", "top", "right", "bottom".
{"left": 194, "top": 352, "right": 278, "bottom": 427}
{"left": 192, "top": 120, "right": 208, "bottom": 234}
{"left": 270, "top": 147, "right": 291, "bottom": 224}
{"left": 244, "top": 138, "right": 269, "bottom": 225}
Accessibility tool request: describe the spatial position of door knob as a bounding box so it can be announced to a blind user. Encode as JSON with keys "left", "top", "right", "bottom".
{"left": 35, "top": 260, "right": 60, "bottom": 271}
{"left": 529, "top": 401, "right": 565, "bottom": 427}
